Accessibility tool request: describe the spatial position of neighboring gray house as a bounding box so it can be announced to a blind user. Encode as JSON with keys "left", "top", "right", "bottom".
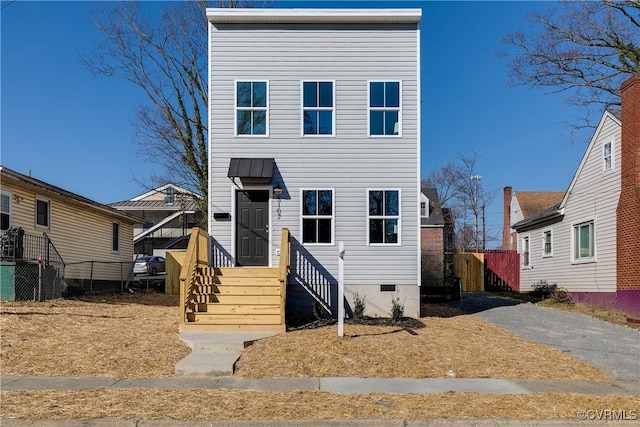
{"left": 207, "top": 8, "right": 422, "bottom": 317}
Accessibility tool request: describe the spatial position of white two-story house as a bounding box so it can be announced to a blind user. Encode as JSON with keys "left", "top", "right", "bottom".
{"left": 207, "top": 8, "right": 422, "bottom": 318}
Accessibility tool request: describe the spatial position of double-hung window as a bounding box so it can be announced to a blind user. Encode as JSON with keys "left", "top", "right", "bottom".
{"left": 603, "top": 141, "right": 613, "bottom": 171}
{"left": 36, "top": 197, "right": 50, "bottom": 229}
{"left": 369, "top": 81, "right": 401, "bottom": 136}
{"left": 368, "top": 190, "right": 400, "bottom": 244}
{"left": 302, "top": 190, "right": 333, "bottom": 244}
{"left": 522, "top": 236, "right": 530, "bottom": 266}
{"left": 1, "top": 191, "right": 10, "bottom": 231}
{"left": 573, "top": 221, "right": 594, "bottom": 260}
{"left": 302, "top": 81, "right": 334, "bottom": 136}
{"left": 236, "top": 81, "right": 268, "bottom": 136}
{"left": 543, "top": 230, "right": 552, "bottom": 256}
{"left": 112, "top": 222, "right": 120, "bottom": 252}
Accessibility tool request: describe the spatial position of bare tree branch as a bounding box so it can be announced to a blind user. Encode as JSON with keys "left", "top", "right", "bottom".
{"left": 502, "top": 1, "right": 640, "bottom": 132}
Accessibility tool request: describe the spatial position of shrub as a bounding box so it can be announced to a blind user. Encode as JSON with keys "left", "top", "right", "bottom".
{"left": 390, "top": 296, "right": 405, "bottom": 322}
{"left": 550, "top": 287, "right": 573, "bottom": 305}
{"left": 352, "top": 292, "right": 366, "bottom": 319}
{"left": 530, "top": 280, "right": 553, "bottom": 299}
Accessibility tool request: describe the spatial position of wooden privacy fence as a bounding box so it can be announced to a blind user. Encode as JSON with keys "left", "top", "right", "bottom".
{"left": 455, "top": 250, "right": 520, "bottom": 293}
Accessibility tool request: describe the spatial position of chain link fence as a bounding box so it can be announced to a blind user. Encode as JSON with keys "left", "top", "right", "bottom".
{"left": 10, "top": 259, "right": 65, "bottom": 301}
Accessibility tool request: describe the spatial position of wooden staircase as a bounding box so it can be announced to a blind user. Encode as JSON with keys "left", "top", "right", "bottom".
{"left": 179, "top": 228, "right": 289, "bottom": 333}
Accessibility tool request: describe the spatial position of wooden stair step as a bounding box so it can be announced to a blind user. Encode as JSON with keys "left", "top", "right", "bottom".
{"left": 194, "top": 303, "right": 281, "bottom": 315}
{"left": 211, "top": 267, "right": 279, "bottom": 278}
{"left": 187, "top": 313, "right": 282, "bottom": 325}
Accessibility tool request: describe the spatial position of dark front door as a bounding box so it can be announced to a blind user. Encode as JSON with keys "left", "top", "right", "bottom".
{"left": 236, "top": 190, "right": 269, "bottom": 266}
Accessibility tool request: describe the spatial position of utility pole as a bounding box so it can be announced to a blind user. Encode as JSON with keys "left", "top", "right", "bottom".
{"left": 470, "top": 175, "right": 482, "bottom": 252}
{"left": 482, "top": 204, "right": 486, "bottom": 250}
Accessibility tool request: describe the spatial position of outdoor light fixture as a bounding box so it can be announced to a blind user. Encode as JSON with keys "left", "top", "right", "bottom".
{"left": 274, "top": 184, "right": 283, "bottom": 219}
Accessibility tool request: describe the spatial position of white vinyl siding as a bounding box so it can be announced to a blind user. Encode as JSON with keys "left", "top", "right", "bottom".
{"left": 209, "top": 20, "right": 420, "bottom": 288}
{"left": 519, "top": 112, "right": 620, "bottom": 293}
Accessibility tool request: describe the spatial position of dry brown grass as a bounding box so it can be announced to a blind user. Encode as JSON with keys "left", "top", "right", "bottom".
{"left": 1, "top": 294, "right": 634, "bottom": 421}
{"left": 538, "top": 300, "right": 640, "bottom": 330}
{"left": 0, "top": 293, "right": 190, "bottom": 379}
{"left": 1, "top": 389, "right": 639, "bottom": 421}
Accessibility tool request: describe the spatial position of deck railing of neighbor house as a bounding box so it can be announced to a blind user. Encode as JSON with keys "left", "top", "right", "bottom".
{"left": 179, "top": 227, "right": 210, "bottom": 324}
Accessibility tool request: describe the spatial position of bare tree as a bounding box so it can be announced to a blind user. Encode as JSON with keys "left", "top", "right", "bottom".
{"left": 81, "top": 1, "right": 268, "bottom": 227}
{"left": 424, "top": 150, "right": 497, "bottom": 252}
{"left": 503, "top": 0, "right": 640, "bottom": 132}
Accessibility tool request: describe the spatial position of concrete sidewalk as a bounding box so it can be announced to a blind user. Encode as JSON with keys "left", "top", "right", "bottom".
{"left": 2, "top": 374, "right": 639, "bottom": 395}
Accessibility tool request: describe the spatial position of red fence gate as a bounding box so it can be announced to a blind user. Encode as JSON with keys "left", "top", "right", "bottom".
{"left": 483, "top": 250, "right": 520, "bottom": 292}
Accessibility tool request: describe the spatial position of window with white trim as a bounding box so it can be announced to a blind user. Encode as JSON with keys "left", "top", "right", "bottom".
{"left": 236, "top": 81, "right": 268, "bottom": 136}
{"left": 369, "top": 81, "right": 400, "bottom": 136}
{"left": 302, "top": 190, "right": 333, "bottom": 244}
{"left": 603, "top": 141, "right": 613, "bottom": 171}
{"left": 573, "top": 221, "right": 594, "bottom": 260}
{"left": 1, "top": 191, "right": 10, "bottom": 231}
{"left": 543, "top": 230, "right": 552, "bottom": 256}
{"left": 302, "top": 81, "right": 334, "bottom": 136}
{"left": 36, "top": 198, "right": 50, "bottom": 229}
{"left": 112, "top": 222, "right": 120, "bottom": 252}
{"left": 522, "top": 236, "right": 530, "bottom": 266}
{"left": 368, "top": 190, "right": 400, "bottom": 244}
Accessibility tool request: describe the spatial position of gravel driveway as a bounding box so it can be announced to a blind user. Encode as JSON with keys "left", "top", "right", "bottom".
{"left": 450, "top": 293, "right": 640, "bottom": 381}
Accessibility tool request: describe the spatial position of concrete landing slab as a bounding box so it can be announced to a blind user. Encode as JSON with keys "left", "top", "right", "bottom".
{"left": 174, "top": 351, "right": 240, "bottom": 376}
{"left": 179, "top": 332, "right": 277, "bottom": 352}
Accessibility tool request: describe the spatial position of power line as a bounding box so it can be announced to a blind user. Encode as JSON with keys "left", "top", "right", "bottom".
{"left": 1, "top": 1, "right": 17, "bottom": 11}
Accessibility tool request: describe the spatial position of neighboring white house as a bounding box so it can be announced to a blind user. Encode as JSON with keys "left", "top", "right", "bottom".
{"left": 513, "top": 109, "right": 621, "bottom": 295}
{"left": 207, "top": 8, "right": 422, "bottom": 317}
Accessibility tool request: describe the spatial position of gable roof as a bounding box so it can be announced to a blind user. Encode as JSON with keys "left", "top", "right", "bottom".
{"left": 0, "top": 166, "right": 139, "bottom": 223}
{"left": 130, "top": 183, "right": 200, "bottom": 201}
{"left": 513, "top": 109, "right": 622, "bottom": 232}
{"left": 420, "top": 187, "right": 444, "bottom": 227}
{"left": 558, "top": 109, "right": 621, "bottom": 209}
{"left": 515, "top": 191, "right": 565, "bottom": 219}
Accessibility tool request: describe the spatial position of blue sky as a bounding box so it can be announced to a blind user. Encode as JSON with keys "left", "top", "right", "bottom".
{"left": 2, "top": 1, "right": 594, "bottom": 246}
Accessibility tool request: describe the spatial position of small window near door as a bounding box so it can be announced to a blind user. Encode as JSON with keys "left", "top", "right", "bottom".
{"left": 112, "top": 222, "right": 120, "bottom": 252}
{"left": 36, "top": 198, "right": 50, "bottom": 229}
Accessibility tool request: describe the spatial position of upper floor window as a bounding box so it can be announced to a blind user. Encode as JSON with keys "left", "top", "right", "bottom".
{"left": 543, "top": 230, "right": 552, "bottom": 256}
{"left": 165, "top": 187, "right": 175, "bottom": 205}
{"left": 36, "top": 198, "right": 50, "bottom": 229}
{"left": 603, "top": 141, "right": 613, "bottom": 171}
{"left": 236, "top": 81, "right": 268, "bottom": 136}
{"left": 368, "top": 190, "right": 400, "bottom": 245}
{"left": 302, "top": 189, "right": 334, "bottom": 244}
{"left": 420, "top": 201, "right": 426, "bottom": 217}
{"left": 574, "top": 220, "right": 594, "bottom": 260}
{"left": 112, "top": 222, "right": 120, "bottom": 252}
{"left": 369, "top": 81, "right": 401, "bottom": 136}
{"left": 522, "top": 236, "right": 530, "bottom": 266}
{"left": 1, "top": 191, "right": 10, "bottom": 231}
{"left": 302, "top": 81, "right": 334, "bottom": 136}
